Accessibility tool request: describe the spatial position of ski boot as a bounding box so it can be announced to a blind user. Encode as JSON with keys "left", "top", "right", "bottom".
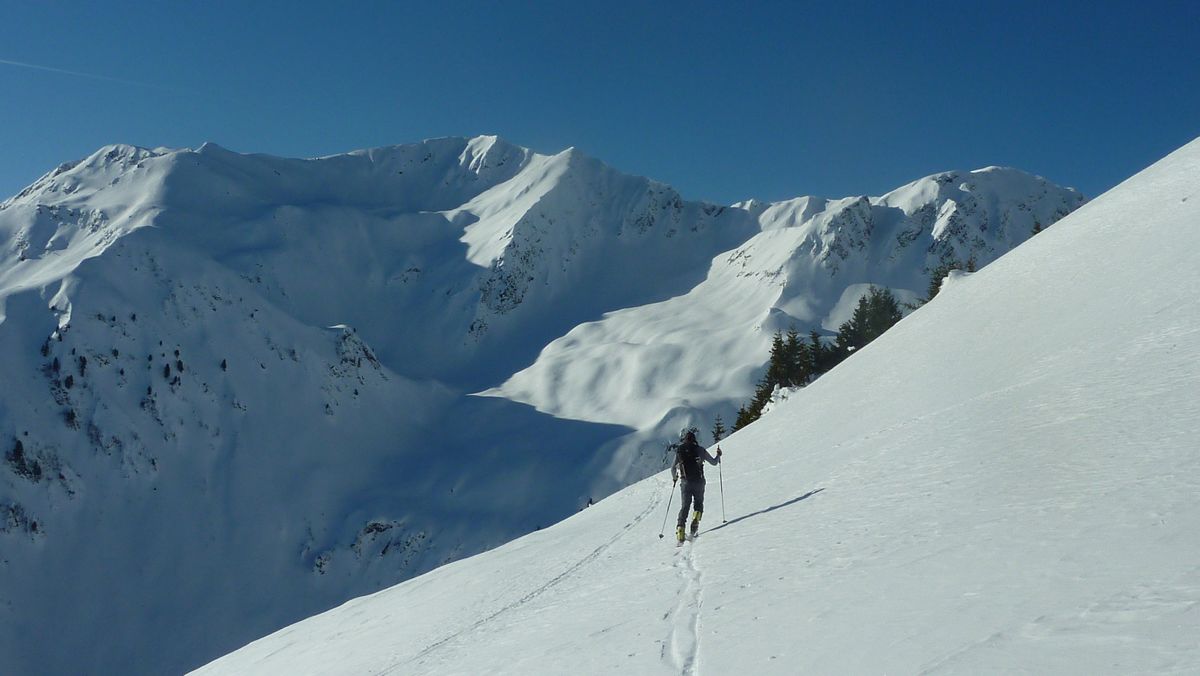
{"left": 690, "top": 511, "right": 702, "bottom": 537}
{"left": 676, "top": 526, "right": 686, "bottom": 543}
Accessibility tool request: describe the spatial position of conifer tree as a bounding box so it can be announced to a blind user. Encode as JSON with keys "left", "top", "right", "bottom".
{"left": 748, "top": 377, "right": 774, "bottom": 420}
{"left": 836, "top": 293, "right": 871, "bottom": 355}
{"left": 808, "top": 330, "right": 830, "bottom": 376}
{"left": 783, "top": 327, "right": 810, "bottom": 386}
{"left": 869, "top": 286, "right": 902, "bottom": 337}
{"left": 764, "top": 331, "right": 788, "bottom": 388}
{"left": 926, "top": 260, "right": 963, "bottom": 301}
{"left": 711, "top": 414, "right": 726, "bottom": 443}
{"left": 835, "top": 286, "right": 904, "bottom": 357}
{"left": 733, "top": 405, "right": 754, "bottom": 432}
{"left": 734, "top": 291, "right": 906, "bottom": 432}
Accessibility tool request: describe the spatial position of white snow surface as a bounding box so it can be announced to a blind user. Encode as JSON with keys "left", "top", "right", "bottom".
{"left": 0, "top": 136, "right": 1083, "bottom": 674}
{"left": 488, "top": 164, "right": 1081, "bottom": 480}
{"left": 196, "top": 138, "right": 1200, "bottom": 674}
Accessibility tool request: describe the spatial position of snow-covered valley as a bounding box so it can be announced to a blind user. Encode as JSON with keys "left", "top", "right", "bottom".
{"left": 196, "top": 137, "right": 1200, "bottom": 674}
{"left": 1, "top": 135, "right": 1086, "bottom": 674}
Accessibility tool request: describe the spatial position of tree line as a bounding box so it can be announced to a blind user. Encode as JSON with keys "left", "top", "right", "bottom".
{"left": 711, "top": 262, "right": 976, "bottom": 441}
{"left": 730, "top": 285, "right": 905, "bottom": 432}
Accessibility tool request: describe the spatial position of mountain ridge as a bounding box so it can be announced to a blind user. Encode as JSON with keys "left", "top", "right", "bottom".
{"left": 195, "top": 135, "right": 1200, "bottom": 676}
{"left": 0, "top": 136, "right": 1084, "bottom": 674}
{"left": 487, "top": 162, "right": 1083, "bottom": 465}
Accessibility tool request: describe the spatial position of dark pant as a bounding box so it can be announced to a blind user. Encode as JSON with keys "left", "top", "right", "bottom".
{"left": 677, "top": 479, "right": 706, "bottom": 528}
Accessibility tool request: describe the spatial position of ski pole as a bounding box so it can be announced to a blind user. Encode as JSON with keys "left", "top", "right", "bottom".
{"left": 658, "top": 479, "right": 677, "bottom": 539}
{"left": 718, "top": 448, "right": 727, "bottom": 523}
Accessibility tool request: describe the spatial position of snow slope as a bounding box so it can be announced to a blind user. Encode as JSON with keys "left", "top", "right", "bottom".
{"left": 196, "top": 137, "right": 1200, "bottom": 675}
{"left": 0, "top": 137, "right": 1081, "bottom": 674}
{"left": 489, "top": 166, "right": 1082, "bottom": 482}
{"left": 0, "top": 136, "right": 729, "bottom": 674}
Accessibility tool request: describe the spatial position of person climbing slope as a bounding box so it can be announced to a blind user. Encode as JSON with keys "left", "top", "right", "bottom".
{"left": 671, "top": 428, "right": 721, "bottom": 542}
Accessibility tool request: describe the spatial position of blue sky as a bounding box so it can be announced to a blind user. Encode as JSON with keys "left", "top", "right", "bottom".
{"left": 1, "top": 1, "right": 1197, "bottom": 203}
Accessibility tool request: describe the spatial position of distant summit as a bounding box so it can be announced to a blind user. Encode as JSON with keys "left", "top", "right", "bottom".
{"left": 195, "top": 135, "right": 1200, "bottom": 676}
{"left": 0, "top": 136, "right": 1083, "bottom": 674}
{"left": 490, "top": 162, "right": 1083, "bottom": 455}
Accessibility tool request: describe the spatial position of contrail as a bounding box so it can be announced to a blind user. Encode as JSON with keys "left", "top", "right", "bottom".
{"left": 0, "top": 57, "right": 170, "bottom": 90}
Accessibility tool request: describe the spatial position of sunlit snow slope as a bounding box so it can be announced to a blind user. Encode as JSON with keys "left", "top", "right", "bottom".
{"left": 198, "top": 138, "right": 1200, "bottom": 675}
{"left": 0, "top": 136, "right": 1080, "bottom": 674}
{"left": 0, "top": 136, "right": 749, "bottom": 674}
{"left": 489, "top": 166, "right": 1082, "bottom": 481}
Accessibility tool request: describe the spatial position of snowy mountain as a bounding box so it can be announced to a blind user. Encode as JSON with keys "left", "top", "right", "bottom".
{"left": 194, "top": 137, "right": 1200, "bottom": 675}
{"left": 0, "top": 136, "right": 1081, "bottom": 674}
{"left": 489, "top": 164, "right": 1083, "bottom": 482}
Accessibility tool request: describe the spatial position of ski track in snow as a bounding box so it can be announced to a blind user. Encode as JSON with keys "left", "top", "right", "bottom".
{"left": 664, "top": 537, "right": 704, "bottom": 674}
{"left": 395, "top": 487, "right": 665, "bottom": 674}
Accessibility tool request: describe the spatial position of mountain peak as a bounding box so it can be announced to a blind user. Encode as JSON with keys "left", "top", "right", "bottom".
{"left": 194, "top": 140, "right": 233, "bottom": 155}
{"left": 0, "top": 135, "right": 1096, "bottom": 675}
{"left": 195, "top": 135, "right": 1200, "bottom": 676}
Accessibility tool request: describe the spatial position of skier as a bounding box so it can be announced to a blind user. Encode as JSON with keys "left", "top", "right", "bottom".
{"left": 671, "top": 429, "right": 721, "bottom": 542}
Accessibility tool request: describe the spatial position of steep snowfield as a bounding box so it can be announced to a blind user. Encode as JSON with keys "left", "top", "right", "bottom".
{"left": 0, "top": 136, "right": 1082, "bottom": 674}
{"left": 196, "top": 137, "right": 1200, "bottom": 675}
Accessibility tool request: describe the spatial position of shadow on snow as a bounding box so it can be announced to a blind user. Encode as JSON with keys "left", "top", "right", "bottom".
{"left": 705, "top": 488, "right": 825, "bottom": 534}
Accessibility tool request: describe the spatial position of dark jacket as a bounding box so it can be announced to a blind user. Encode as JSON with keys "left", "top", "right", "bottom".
{"left": 672, "top": 440, "right": 720, "bottom": 483}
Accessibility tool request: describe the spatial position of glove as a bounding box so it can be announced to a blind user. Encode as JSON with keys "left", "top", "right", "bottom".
{"left": 716, "top": 447, "right": 723, "bottom": 457}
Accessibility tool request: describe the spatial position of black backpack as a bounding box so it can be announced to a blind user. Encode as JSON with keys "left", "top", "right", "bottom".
{"left": 675, "top": 442, "right": 704, "bottom": 481}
